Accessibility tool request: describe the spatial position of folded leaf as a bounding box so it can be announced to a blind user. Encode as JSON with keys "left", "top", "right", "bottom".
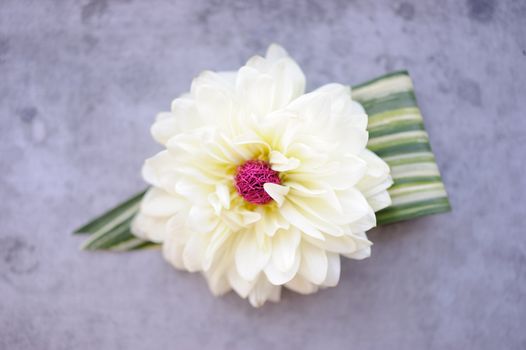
{"left": 75, "top": 70, "right": 450, "bottom": 250}
{"left": 75, "top": 190, "right": 154, "bottom": 251}
{"left": 352, "top": 70, "right": 451, "bottom": 225}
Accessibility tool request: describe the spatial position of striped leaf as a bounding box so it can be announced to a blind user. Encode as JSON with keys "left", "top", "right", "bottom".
{"left": 76, "top": 70, "right": 450, "bottom": 250}
{"left": 352, "top": 70, "right": 451, "bottom": 225}
{"left": 75, "top": 189, "right": 156, "bottom": 251}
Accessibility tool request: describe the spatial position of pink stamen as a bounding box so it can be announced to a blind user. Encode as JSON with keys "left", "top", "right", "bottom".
{"left": 234, "top": 160, "right": 281, "bottom": 205}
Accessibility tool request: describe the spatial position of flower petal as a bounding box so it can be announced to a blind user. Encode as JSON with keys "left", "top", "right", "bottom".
{"left": 131, "top": 212, "right": 168, "bottom": 243}
{"left": 235, "top": 232, "right": 271, "bottom": 281}
{"left": 142, "top": 151, "right": 178, "bottom": 192}
{"left": 285, "top": 275, "right": 319, "bottom": 295}
{"left": 264, "top": 250, "right": 300, "bottom": 286}
{"left": 344, "top": 231, "right": 373, "bottom": 260}
{"left": 269, "top": 150, "right": 300, "bottom": 172}
{"left": 263, "top": 228, "right": 301, "bottom": 285}
{"left": 227, "top": 265, "right": 255, "bottom": 298}
{"left": 280, "top": 202, "right": 325, "bottom": 240}
{"left": 162, "top": 213, "right": 189, "bottom": 269}
{"left": 265, "top": 43, "right": 289, "bottom": 61}
{"left": 263, "top": 183, "right": 289, "bottom": 207}
{"left": 248, "top": 275, "right": 282, "bottom": 307}
{"left": 298, "top": 241, "right": 328, "bottom": 285}
{"left": 150, "top": 112, "right": 178, "bottom": 145}
{"left": 182, "top": 232, "right": 208, "bottom": 272}
{"left": 271, "top": 228, "right": 301, "bottom": 272}
{"left": 321, "top": 253, "right": 340, "bottom": 287}
{"left": 254, "top": 207, "right": 289, "bottom": 237}
{"left": 140, "top": 187, "right": 184, "bottom": 217}
{"left": 367, "top": 189, "right": 392, "bottom": 212}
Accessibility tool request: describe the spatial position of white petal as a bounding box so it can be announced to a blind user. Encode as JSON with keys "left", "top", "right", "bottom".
{"left": 321, "top": 253, "right": 340, "bottom": 287}
{"left": 367, "top": 189, "right": 392, "bottom": 212}
{"left": 236, "top": 66, "right": 275, "bottom": 116}
{"left": 150, "top": 112, "right": 178, "bottom": 145}
{"left": 241, "top": 44, "right": 306, "bottom": 114}
{"left": 162, "top": 214, "right": 188, "bottom": 269}
{"left": 216, "top": 71, "right": 237, "bottom": 86}
{"left": 348, "top": 209, "right": 377, "bottom": 233}
{"left": 182, "top": 231, "right": 208, "bottom": 272}
{"left": 227, "top": 265, "right": 254, "bottom": 298}
{"left": 131, "top": 212, "right": 167, "bottom": 243}
{"left": 270, "top": 228, "right": 301, "bottom": 272}
{"left": 187, "top": 206, "right": 218, "bottom": 234}
{"left": 344, "top": 231, "right": 372, "bottom": 260}
{"left": 224, "top": 208, "right": 262, "bottom": 229}
{"left": 203, "top": 224, "right": 231, "bottom": 271}
{"left": 142, "top": 151, "right": 178, "bottom": 191}
{"left": 263, "top": 183, "right": 289, "bottom": 207}
{"left": 208, "top": 184, "right": 231, "bottom": 214}
{"left": 269, "top": 150, "right": 300, "bottom": 172}
{"left": 205, "top": 269, "right": 231, "bottom": 296}
{"left": 265, "top": 44, "right": 289, "bottom": 61}
{"left": 280, "top": 202, "right": 325, "bottom": 240}
{"left": 285, "top": 275, "right": 319, "bottom": 295}
{"left": 254, "top": 207, "right": 289, "bottom": 237}
{"left": 140, "top": 187, "right": 184, "bottom": 217}
{"left": 286, "top": 195, "right": 344, "bottom": 236}
{"left": 248, "top": 275, "right": 282, "bottom": 307}
{"left": 216, "top": 184, "right": 230, "bottom": 208}
{"left": 192, "top": 71, "right": 233, "bottom": 126}
{"left": 203, "top": 236, "right": 232, "bottom": 296}
{"left": 298, "top": 241, "right": 328, "bottom": 285}
{"left": 268, "top": 57, "right": 306, "bottom": 109}
{"left": 339, "top": 188, "right": 373, "bottom": 223}
{"left": 169, "top": 95, "right": 203, "bottom": 131}
{"left": 345, "top": 245, "right": 371, "bottom": 260}
{"left": 304, "top": 234, "right": 357, "bottom": 255}
{"left": 287, "top": 88, "right": 331, "bottom": 121}
{"left": 324, "top": 155, "right": 367, "bottom": 190}
{"left": 357, "top": 149, "right": 393, "bottom": 195}
{"left": 263, "top": 228, "right": 301, "bottom": 285}
{"left": 235, "top": 232, "right": 271, "bottom": 281}
{"left": 264, "top": 246, "right": 300, "bottom": 285}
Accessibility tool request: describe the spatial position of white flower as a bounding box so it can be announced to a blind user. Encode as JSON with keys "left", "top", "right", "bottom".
{"left": 132, "top": 44, "right": 392, "bottom": 307}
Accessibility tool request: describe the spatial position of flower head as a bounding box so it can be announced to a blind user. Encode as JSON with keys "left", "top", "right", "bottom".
{"left": 132, "top": 44, "right": 392, "bottom": 307}
{"left": 235, "top": 160, "right": 282, "bottom": 205}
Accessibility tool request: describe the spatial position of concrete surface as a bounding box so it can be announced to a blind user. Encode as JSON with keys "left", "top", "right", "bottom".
{"left": 1, "top": 0, "right": 525, "bottom": 349}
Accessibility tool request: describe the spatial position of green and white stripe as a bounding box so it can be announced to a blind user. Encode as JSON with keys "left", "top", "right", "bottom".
{"left": 353, "top": 70, "right": 450, "bottom": 225}
{"left": 74, "top": 190, "right": 158, "bottom": 251}
{"left": 75, "top": 70, "right": 450, "bottom": 250}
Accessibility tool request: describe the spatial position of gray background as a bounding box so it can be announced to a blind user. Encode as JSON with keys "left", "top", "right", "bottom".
{"left": 1, "top": 0, "right": 525, "bottom": 349}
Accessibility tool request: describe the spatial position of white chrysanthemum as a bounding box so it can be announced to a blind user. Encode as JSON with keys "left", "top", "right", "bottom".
{"left": 132, "top": 44, "right": 392, "bottom": 307}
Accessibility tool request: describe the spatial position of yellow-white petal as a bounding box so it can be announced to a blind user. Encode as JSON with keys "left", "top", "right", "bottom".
{"left": 285, "top": 275, "right": 319, "bottom": 295}
{"left": 248, "top": 275, "right": 282, "bottom": 307}
{"left": 269, "top": 150, "right": 300, "bottom": 172}
{"left": 235, "top": 232, "right": 271, "bottom": 281}
{"left": 263, "top": 183, "right": 289, "bottom": 207}
{"left": 227, "top": 265, "right": 254, "bottom": 298}
{"left": 140, "top": 187, "right": 184, "bottom": 217}
{"left": 321, "top": 253, "right": 340, "bottom": 287}
{"left": 131, "top": 212, "right": 167, "bottom": 243}
{"left": 298, "top": 242, "right": 328, "bottom": 285}
{"left": 263, "top": 228, "right": 301, "bottom": 285}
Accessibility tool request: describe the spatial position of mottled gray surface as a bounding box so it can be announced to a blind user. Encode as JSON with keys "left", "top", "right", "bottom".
{"left": 1, "top": 0, "right": 525, "bottom": 349}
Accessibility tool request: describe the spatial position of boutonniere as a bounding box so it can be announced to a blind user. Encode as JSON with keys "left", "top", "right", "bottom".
{"left": 75, "top": 44, "right": 450, "bottom": 307}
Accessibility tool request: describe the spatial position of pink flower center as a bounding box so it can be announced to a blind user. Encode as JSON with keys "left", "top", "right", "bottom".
{"left": 234, "top": 160, "right": 281, "bottom": 205}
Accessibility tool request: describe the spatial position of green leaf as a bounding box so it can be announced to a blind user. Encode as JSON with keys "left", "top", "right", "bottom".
{"left": 74, "top": 189, "right": 146, "bottom": 235}
{"left": 352, "top": 70, "right": 451, "bottom": 225}
{"left": 75, "top": 70, "right": 450, "bottom": 250}
{"left": 75, "top": 189, "right": 158, "bottom": 250}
